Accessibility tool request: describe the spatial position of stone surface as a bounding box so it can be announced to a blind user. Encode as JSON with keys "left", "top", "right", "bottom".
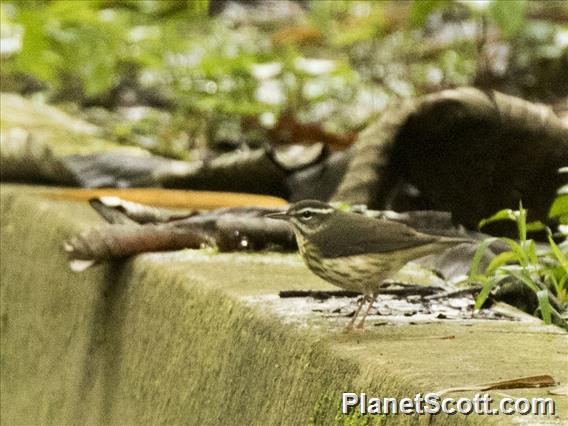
{"left": 1, "top": 184, "right": 567, "bottom": 425}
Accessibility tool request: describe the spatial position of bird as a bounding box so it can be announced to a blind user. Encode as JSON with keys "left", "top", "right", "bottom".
{"left": 266, "top": 200, "right": 472, "bottom": 331}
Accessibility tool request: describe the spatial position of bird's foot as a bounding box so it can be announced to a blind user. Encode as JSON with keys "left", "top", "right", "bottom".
{"left": 343, "top": 323, "right": 366, "bottom": 333}
{"left": 352, "top": 294, "right": 376, "bottom": 331}
{"left": 354, "top": 320, "right": 366, "bottom": 330}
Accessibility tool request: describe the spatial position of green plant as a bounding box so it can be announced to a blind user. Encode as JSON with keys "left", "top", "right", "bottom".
{"left": 409, "top": 0, "right": 528, "bottom": 37}
{"left": 469, "top": 203, "right": 567, "bottom": 326}
{"left": 2, "top": 1, "right": 211, "bottom": 98}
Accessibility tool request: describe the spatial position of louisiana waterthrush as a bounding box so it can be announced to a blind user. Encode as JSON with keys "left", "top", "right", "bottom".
{"left": 267, "top": 200, "right": 471, "bottom": 331}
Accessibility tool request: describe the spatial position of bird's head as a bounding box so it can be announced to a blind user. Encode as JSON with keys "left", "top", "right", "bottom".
{"left": 266, "top": 200, "right": 336, "bottom": 236}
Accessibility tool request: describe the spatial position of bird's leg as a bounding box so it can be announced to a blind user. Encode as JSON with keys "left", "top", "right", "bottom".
{"left": 344, "top": 295, "right": 367, "bottom": 332}
{"left": 355, "top": 294, "right": 378, "bottom": 330}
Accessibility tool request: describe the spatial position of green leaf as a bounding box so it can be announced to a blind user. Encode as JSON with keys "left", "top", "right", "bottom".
{"left": 517, "top": 201, "right": 527, "bottom": 242}
{"left": 500, "top": 237, "right": 529, "bottom": 267}
{"left": 525, "top": 240, "right": 538, "bottom": 266}
{"left": 560, "top": 274, "right": 567, "bottom": 292}
{"left": 478, "top": 208, "right": 515, "bottom": 230}
{"left": 543, "top": 269, "right": 566, "bottom": 301}
{"left": 488, "top": 0, "right": 527, "bottom": 38}
{"left": 506, "top": 269, "right": 540, "bottom": 293}
{"left": 186, "top": 0, "right": 210, "bottom": 18}
{"left": 536, "top": 290, "right": 552, "bottom": 324}
{"left": 475, "top": 274, "right": 508, "bottom": 310}
{"left": 409, "top": 0, "right": 449, "bottom": 28}
{"left": 557, "top": 274, "right": 567, "bottom": 302}
{"left": 14, "top": 9, "right": 58, "bottom": 82}
{"left": 549, "top": 194, "right": 568, "bottom": 224}
{"left": 526, "top": 220, "right": 546, "bottom": 233}
{"left": 83, "top": 56, "right": 116, "bottom": 97}
{"left": 469, "top": 237, "right": 499, "bottom": 280}
{"left": 547, "top": 228, "right": 568, "bottom": 275}
{"left": 486, "top": 250, "right": 516, "bottom": 274}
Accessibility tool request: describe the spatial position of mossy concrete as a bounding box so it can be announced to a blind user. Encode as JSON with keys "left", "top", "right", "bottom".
{"left": 1, "top": 184, "right": 567, "bottom": 425}
{"left": 1, "top": 93, "right": 144, "bottom": 156}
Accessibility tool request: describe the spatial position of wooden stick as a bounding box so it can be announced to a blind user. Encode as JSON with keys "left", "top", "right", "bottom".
{"left": 43, "top": 188, "right": 288, "bottom": 209}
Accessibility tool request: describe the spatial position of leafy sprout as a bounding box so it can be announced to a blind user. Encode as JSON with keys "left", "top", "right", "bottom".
{"left": 469, "top": 202, "right": 567, "bottom": 327}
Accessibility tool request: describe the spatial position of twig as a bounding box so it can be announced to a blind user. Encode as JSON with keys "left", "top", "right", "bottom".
{"left": 279, "top": 285, "right": 443, "bottom": 300}
{"left": 279, "top": 290, "right": 360, "bottom": 300}
{"left": 425, "top": 287, "right": 482, "bottom": 301}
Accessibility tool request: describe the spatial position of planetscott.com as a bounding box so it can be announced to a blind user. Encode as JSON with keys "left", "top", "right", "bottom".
{"left": 341, "top": 393, "right": 555, "bottom": 416}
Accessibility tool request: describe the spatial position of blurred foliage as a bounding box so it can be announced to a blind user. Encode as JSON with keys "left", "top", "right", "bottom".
{"left": 1, "top": 0, "right": 567, "bottom": 158}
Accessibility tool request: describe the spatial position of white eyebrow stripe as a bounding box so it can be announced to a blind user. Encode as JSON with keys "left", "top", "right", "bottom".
{"left": 295, "top": 207, "right": 334, "bottom": 215}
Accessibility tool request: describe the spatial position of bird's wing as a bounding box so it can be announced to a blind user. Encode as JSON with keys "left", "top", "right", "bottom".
{"left": 313, "top": 211, "right": 443, "bottom": 258}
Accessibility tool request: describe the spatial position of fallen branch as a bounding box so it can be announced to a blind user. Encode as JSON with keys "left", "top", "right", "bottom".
{"left": 64, "top": 224, "right": 212, "bottom": 261}
{"left": 279, "top": 285, "right": 444, "bottom": 300}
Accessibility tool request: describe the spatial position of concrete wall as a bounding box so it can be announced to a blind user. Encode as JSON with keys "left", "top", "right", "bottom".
{"left": 0, "top": 186, "right": 382, "bottom": 425}
{"left": 1, "top": 185, "right": 566, "bottom": 425}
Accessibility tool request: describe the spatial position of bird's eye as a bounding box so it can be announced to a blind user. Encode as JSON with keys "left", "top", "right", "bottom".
{"left": 302, "top": 211, "right": 313, "bottom": 220}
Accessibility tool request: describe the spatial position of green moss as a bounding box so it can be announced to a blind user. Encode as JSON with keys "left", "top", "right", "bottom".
{"left": 1, "top": 185, "right": 566, "bottom": 425}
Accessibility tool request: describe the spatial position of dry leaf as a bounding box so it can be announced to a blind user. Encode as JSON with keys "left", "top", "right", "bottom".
{"left": 548, "top": 384, "right": 568, "bottom": 396}
{"left": 435, "top": 375, "right": 558, "bottom": 396}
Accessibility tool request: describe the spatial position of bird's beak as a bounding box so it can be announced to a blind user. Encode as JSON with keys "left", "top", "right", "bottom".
{"left": 265, "top": 212, "right": 289, "bottom": 221}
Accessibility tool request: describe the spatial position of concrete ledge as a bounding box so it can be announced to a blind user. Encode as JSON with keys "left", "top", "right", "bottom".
{"left": 1, "top": 184, "right": 567, "bottom": 425}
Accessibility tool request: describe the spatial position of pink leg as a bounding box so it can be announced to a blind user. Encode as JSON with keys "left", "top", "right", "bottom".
{"left": 344, "top": 296, "right": 367, "bottom": 332}
{"left": 355, "top": 294, "right": 377, "bottom": 330}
